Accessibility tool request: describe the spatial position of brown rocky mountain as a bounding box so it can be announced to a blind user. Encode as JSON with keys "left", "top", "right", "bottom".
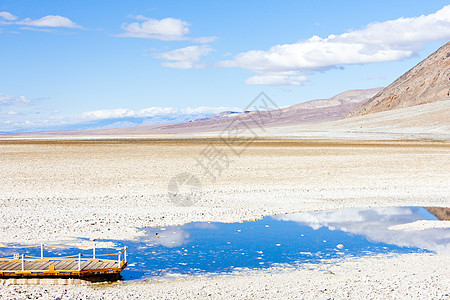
{"left": 425, "top": 207, "right": 450, "bottom": 221}
{"left": 348, "top": 42, "right": 450, "bottom": 117}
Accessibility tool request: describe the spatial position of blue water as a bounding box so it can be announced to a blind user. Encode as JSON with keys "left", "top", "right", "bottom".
{"left": 121, "top": 206, "right": 450, "bottom": 279}
{"left": 2, "top": 207, "right": 449, "bottom": 280}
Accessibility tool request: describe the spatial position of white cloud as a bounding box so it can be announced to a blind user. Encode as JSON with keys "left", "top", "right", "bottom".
{"left": 19, "top": 27, "right": 54, "bottom": 32}
{"left": 219, "top": 5, "right": 450, "bottom": 85}
{"left": 155, "top": 45, "right": 214, "bottom": 69}
{"left": 336, "top": 6, "right": 450, "bottom": 47}
{"left": 245, "top": 74, "right": 308, "bottom": 86}
{"left": 274, "top": 207, "right": 450, "bottom": 253}
{"left": 161, "top": 61, "right": 199, "bottom": 69}
{"left": 120, "top": 17, "right": 189, "bottom": 40}
{"left": 16, "top": 15, "right": 81, "bottom": 28}
{"left": 141, "top": 227, "right": 191, "bottom": 248}
{"left": 0, "top": 12, "right": 81, "bottom": 28}
{"left": 80, "top": 105, "right": 239, "bottom": 121}
{"left": 0, "top": 11, "right": 17, "bottom": 21}
{"left": 192, "top": 36, "right": 217, "bottom": 43}
{"left": 0, "top": 94, "right": 33, "bottom": 106}
{"left": 118, "top": 16, "right": 216, "bottom": 42}
{"left": 80, "top": 108, "right": 135, "bottom": 120}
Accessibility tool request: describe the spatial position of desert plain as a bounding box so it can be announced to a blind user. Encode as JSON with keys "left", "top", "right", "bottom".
{"left": 0, "top": 137, "right": 449, "bottom": 299}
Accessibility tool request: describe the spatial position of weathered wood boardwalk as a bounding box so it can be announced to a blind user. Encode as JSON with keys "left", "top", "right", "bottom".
{"left": 0, "top": 245, "right": 127, "bottom": 281}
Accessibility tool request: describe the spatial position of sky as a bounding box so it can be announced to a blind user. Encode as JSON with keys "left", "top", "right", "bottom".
{"left": 1, "top": 1, "right": 450, "bottom": 132}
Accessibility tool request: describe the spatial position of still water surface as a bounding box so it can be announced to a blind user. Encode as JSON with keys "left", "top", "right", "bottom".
{"left": 3, "top": 207, "right": 449, "bottom": 280}
{"left": 122, "top": 206, "right": 449, "bottom": 279}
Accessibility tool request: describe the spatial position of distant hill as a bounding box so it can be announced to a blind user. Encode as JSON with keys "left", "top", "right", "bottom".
{"left": 28, "top": 88, "right": 381, "bottom": 136}
{"left": 153, "top": 88, "right": 382, "bottom": 132}
{"left": 348, "top": 42, "right": 450, "bottom": 117}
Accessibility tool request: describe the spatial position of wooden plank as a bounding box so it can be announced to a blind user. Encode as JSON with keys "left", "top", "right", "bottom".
{"left": 39, "top": 261, "right": 52, "bottom": 271}
{"left": 96, "top": 261, "right": 110, "bottom": 269}
{"left": 100, "top": 261, "right": 113, "bottom": 268}
{"left": 64, "top": 262, "right": 78, "bottom": 271}
{"left": 24, "top": 261, "right": 40, "bottom": 268}
{"left": 7, "top": 263, "right": 21, "bottom": 271}
{"left": 87, "top": 261, "right": 104, "bottom": 270}
{"left": 1, "top": 262, "right": 15, "bottom": 269}
{"left": 50, "top": 261, "right": 65, "bottom": 270}
{"left": 21, "top": 262, "right": 31, "bottom": 270}
{"left": 29, "top": 261, "right": 50, "bottom": 271}
{"left": 24, "top": 262, "right": 38, "bottom": 271}
{"left": 0, "top": 262, "right": 18, "bottom": 270}
{"left": 63, "top": 262, "right": 78, "bottom": 271}
{"left": 55, "top": 261, "right": 74, "bottom": 271}
{"left": 83, "top": 261, "right": 97, "bottom": 270}
{"left": 81, "top": 261, "right": 96, "bottom": 270}
{"left": 46, "top": 261, "right": 61, "bottom": 271}
{"left": 54, "top": 260, "right": 73, "bottom": 270}
{"left": 86, "top": 260, "right": 98, "bottom": 270}
{"left": 97, "top": 261, "right": 112, "bottom": 268}
{"left": 79, "top": 261, "right": 91, "bottom": 271}
{"left": 100, "top": 261, "right": 113, "bottom": 269}
{"left": 105, "top": 262, "right": 118, "bottom": 269}
{"left": 78, "top": 261, "right": 88, "bottom": 270}
{"left": 97, "top": 262, "right": 109, "bottom": 269}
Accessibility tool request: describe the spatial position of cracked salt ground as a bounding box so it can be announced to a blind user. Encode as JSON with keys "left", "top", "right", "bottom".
{"left": 3, "top": 207, "right": 448, "bottom": 280}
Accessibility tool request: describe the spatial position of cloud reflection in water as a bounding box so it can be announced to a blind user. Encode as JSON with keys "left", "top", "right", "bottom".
{"left": 273, "top": 207, "right": 450, "bottom": 253}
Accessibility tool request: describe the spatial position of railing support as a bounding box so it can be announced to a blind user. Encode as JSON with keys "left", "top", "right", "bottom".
{"left": 118, "top": 252, "right": 121, "bottom": 268}
{"left": 124, "top": 247, "right": 127, "bottom": 263}
{"left": 78, "top": 253, "right": 81, "bottom": 271}
{"left": 93, "top": 243, "right": 96, "bottom": 259}
{"left": 41, "top": 244, "right": 44, "bottom": 259}
{"left": 21, "top": 254, "right": 24, "bottom": 271}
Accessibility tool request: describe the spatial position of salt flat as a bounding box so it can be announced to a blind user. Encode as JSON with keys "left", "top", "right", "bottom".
{"left": 0, "top": 139, "right": 448, "bottom": 244}
{"left": 0, "top": 138, "right": 449, "bottom": 298}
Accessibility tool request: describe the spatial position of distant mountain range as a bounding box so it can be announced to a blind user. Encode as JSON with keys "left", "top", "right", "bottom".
{"left": 171, "top": 88, "right": 383, "bottom": 131}
{"left": 33, "top": 87, "right": 381, "bottom": 136}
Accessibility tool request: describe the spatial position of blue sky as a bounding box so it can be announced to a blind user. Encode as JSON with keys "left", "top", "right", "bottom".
{"left": 1, "top": 1, "right": 449, "bottom": 132}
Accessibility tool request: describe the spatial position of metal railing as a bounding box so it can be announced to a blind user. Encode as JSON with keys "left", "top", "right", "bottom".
{"left": 0, "top": 244, "right": 128, "bottom": 271}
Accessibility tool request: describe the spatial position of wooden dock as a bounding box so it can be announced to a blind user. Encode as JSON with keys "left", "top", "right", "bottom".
{"left": 0, "top": 244, "right": 127, "bottom": 282}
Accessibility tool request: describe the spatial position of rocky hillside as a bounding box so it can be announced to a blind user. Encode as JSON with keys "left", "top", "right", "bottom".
{"left": 348, "top": 42, "right": 450, "bottom": 117}
{"left": 425, "top": 207, "right": 450, "bottom": 221}
{"left": 288, "top": 88, "right": 382, "bottom": 111}
{"left": 190, "top": 88, "right": 382, "bottom": 125}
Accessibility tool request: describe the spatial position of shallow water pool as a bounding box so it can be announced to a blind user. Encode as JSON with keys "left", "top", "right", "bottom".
{"left": 120, "top": 206, "right": 449, "bottom": 279}
{"left": 3, "top": 207, "right": 449, "bottom": 280}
